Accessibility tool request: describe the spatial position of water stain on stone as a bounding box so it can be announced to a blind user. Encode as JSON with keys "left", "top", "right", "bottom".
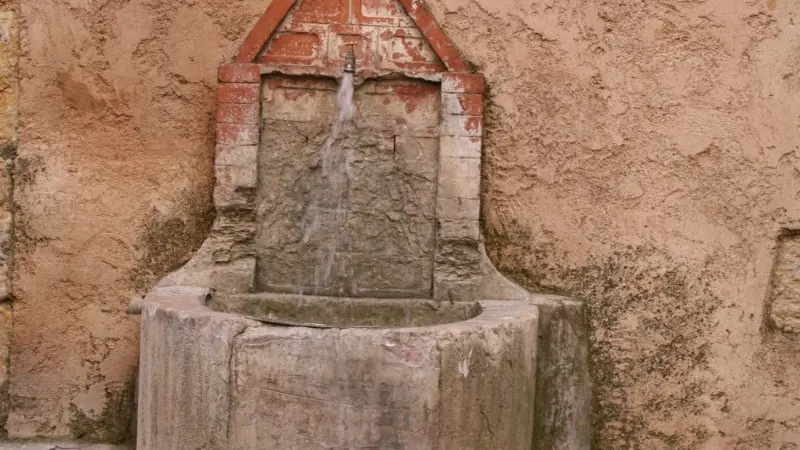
{"left": 768, "top": 0, "right": 777, "bottom": 11}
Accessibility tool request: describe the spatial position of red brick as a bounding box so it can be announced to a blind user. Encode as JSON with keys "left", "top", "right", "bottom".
{"left": 442, "top": 73, "right": 485, "bottom": 94}
{"left": 216, "top": 123, "right": 259, "bottom": 145}
{"left": 396, "top": 0, "right": 469, "bottom": 72}
{"left": 237, "top": 0, "right": 297, "bottom": 62}
{"left": 218, "top": 83, "right": 260, "bottom": 104}
{"left": 259, "top": 32, "right": 323, "bottom": 65}
{"left": 219, "top": 63, "right": 261, "bottom": 83}
{"left": 217, "top": 103, "right": 260, "bottom": 125}
{"left": 458, "top": 94, "right": 483, "bottom": 116}
{"left": 295, "top": 0, "right": 349, "bottom": 24}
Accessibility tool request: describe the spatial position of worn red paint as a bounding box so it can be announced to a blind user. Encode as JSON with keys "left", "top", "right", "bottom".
{"left": 219, "top": 63, "right": 261, "bottom": 83}
{"left": 217, "top": 103, "right": 260, "bottom": 125}
{"left": 457, "top": 94, "right": 483, "bottom": 116}
{"left": 237, "top": 0, "right": 470, "bottom": 75}
{"left": 465, "top": 117, "right": 483, "bottom": 133}
{"left": 391, "top": 83, "right": 439, "bottom": 114}
{"left": 443, "top": 73, "right": 485, "bottom": 94}
{"left": 295, "top": 0, "right": 348, "bottom": 24}
{"left": 237, "top": 0, "right": 296, "bottom": 62}
{"left": 216, "top": 123, "right": 259, "bottom": 146}
{"left": 218, "top": 83, "right": 260, "bottom": 104}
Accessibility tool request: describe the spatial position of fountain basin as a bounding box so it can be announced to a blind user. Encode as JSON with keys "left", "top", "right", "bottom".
{"left": 136, "top": 288, "right": 539, "bottom": 450}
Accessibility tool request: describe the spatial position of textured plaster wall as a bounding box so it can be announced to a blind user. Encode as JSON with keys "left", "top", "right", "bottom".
{"left": 0, "top": 0, "right": 17, "bottom": 438}
{"left": 6, "top": 0, "right": 266, "bottom": 441}
{"left": 426, "top": 0, "right": 800, "bottom": 448}
{"left": 5, "top": 0, "right": 800, "bottom": 448}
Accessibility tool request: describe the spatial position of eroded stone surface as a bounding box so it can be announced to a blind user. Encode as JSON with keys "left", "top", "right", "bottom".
{"left": 230, "top": 327, "right": 442, "bottom": 449}
{"left": 255, "top": 77, "right": 440, "bottom": 298}
{"left": 0, "top": 303, "right": 10, "bottom": 433}
{"left": 0, "top": 443, "right": 130, "bottom": 450}
{"left": 137, "top": 295, "right": 257, "bottom": 450}
{"left": 137, "top": 296, "right": 538, "bottom": 450}
{"left": 770, "top": 233, "right": 800, "bottom": 333}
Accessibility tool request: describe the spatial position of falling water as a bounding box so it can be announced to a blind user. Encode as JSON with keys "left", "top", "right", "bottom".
{"left": 300, "top": 72, "right": 356, "bottom": 295}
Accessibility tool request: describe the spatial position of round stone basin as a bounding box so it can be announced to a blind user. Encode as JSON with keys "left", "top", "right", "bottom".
{"left": 136, "top": 289, "right": 540, "bottom": 450}
{"left": 208, "top": 293, "right": 483, "bottom": 328}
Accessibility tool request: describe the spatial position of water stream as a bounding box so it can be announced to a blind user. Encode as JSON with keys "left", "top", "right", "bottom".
{"left": 299, "top": 73, "right": 356, "bottom": 295}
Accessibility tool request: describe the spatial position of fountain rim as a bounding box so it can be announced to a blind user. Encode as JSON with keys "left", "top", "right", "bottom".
{"left": 136, "top": 286, "right": 540, "bottom": 334}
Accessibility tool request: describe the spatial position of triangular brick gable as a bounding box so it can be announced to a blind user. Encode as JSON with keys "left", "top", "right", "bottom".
{"left": 236, "top": 0, "right": 469, "bottom": 73}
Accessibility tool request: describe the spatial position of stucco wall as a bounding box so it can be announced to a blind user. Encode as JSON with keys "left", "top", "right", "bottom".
{"left": 428, "top": 0, "right": 800, "bottom": 448}
{"left": 3, "top": 0, "right": 800, "bottom": 448}
{"left": 0, "top": 0, "right": 17, "bottom": 438}
{"left": 6, "top": 0, "right": 265, "bottom": 441}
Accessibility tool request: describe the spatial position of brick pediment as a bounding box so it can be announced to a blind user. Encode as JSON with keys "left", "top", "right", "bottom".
{"left": 237, "top": 0, "right": 469, "bottom": 75}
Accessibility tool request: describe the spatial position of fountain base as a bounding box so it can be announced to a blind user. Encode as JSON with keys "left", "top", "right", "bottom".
{"left": 136, "top": 288, "right": 539, "bottom": 450}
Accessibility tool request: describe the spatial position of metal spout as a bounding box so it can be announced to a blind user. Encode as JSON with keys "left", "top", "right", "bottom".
{"left": 343, "top": 44, "right": 356, "bottom": 74}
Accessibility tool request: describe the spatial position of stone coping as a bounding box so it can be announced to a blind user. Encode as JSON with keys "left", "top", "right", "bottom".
{"left": 140, "top": 286, "right": 539, "bottom": 333}
{"left": 0, "top": 442, "right": 131, "bottom": 450}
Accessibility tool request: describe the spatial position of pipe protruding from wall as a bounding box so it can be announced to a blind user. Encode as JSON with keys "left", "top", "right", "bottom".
{"left": 343, "top": 44, "right": 356, "bottom": 74}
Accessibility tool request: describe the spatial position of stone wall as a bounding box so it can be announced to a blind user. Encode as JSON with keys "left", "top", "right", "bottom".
{"left": 3, "top": 0, "right": 800, "bottom": 448}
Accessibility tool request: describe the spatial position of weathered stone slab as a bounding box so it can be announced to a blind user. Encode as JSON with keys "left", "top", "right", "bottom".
{"left": 0, "top": 302, "right": 10, "bottom": 433}
{"left": 770, "top": 233, "right": 800, "bottom": 333}
{"left": 0, "top": 442, "right": 130, "bottom": 450}
{"left": 136, "top": 295, "right": 539, "bottom": 450}
{"left": 229, "top": 327, "right": 442, "bottom": 449}
{"left": 438, "top": 302, "right": 539, "bottom": 450}
{"left": 255, "top": 78, "right": 441, "bottom": 297}
{"left": 530, "top": 296, "right": 592, "bottom": 450}
{"left": 136, "top": 295, "right": 257, "bottom": 450}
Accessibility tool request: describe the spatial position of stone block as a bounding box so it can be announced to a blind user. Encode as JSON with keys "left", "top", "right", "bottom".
{"left": 210, "top": 215, "right": 257, "bottom": 263}
{"left": 215, "top": 164, "right": 257, "bottom": 190}
{"left": 441, "top": 115, "right": 483, "bottom": 137}
{"left": 213, "top": 183, "right": 255, "bottom": 211}
{"left": 394, "top": 135, "right": 439, "bottom": 178}
{"left": 218, "top": 83, "right": 260, "bottom": 104}
{"left": 215, "top": 145, "right": 258, "bottom": 167}
{"left": 220, "top": 301, "right": 538, "bottom": 450}
{"left": 212, "top": 257, "right": 256, "bottom": 293}
{"left": 0, "top": 302, "right": 10, "bottom": 429}
{"left": 529, "top": 296, "right": 593, "bottom": 450}
{"left": 437, "top": 197, "right": 480, "bottom": 220}
{"left": 770, "top": 233, "right": 800, "bottom": 333}
{"left": 438, "top": 174, "right": 480, "bottom": 200}
{"left": 439, "top": 136, "right": 482, "bottom": 159}
{"left": 230, "top": 327, "right": 442, "bottom": 449}
{"left": 217, "top": 103, "right": 260, "bottom": 125}
{"left": 442, "top": 93, "right": 483, "bottom": 116}
{"left": 137, "top": 296, "right": 256, "bottom": 450}
{"left": 216, "top": 123, "right": 259, "bottom": 146}
{"left": 219, "top": 63, "right": 261, "bottom": 83}
{"left": 437, "top": 302, "right": 538, "bottom": 450}
{"left": 349, "top": 256, "right": 433, "bottom": 297}
{"left": 439, "top": 219, "right": 480, "bottom": 241}
{"left": 0, "top": 443, "right": 129, "bottom": 450}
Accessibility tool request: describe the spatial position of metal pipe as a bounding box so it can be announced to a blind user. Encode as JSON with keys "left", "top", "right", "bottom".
{"left": 343, "top": 44, "right": 356, "bottom": 74}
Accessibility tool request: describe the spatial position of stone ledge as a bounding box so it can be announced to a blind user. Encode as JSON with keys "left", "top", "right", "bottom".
{"left": 0, "top": 442, "right": 131, "bottom": 450}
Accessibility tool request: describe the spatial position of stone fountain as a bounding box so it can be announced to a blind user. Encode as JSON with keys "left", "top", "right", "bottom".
{"left": 130, "top": 1, "right": 592, "bottom": 449}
